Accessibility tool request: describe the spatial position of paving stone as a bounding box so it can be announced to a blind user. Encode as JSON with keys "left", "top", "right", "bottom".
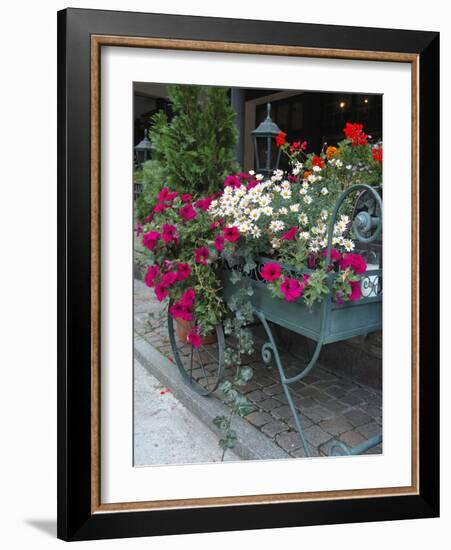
{"left": 261, "top": 420, "right": 290, "bottom": 438}
{"left": 286, "top": 414, "right": 313, "bottom": 431}
{"left": 350, "top": 388, "right": 376, "bottom": 403}
{"left": 365, "top": 443, "right": 383, "bottom": 454}
{"left": 245, "top": 411, "right": 272, "bottom": 428}
{"left": 291, "top": 443, "right": 320, "bottom": 458}
{"left": 358, "top": 422, "right": 382, "bottom": 439}
{"left": 302, "top": 405, "right": 335, "bottom": 423}
{"left": 340, "top": 392, "right": 363, "bottom": 406}
{"left": 324, "top": 385, "right": 347, "bottom": 399}
{"left": 239, "top": 381, "right": 260, "bottom": 394}
{"left": 321, "top": 399, "right": 349, "bottom": 415}
{"left": 262, "top": 384, "right": 285, "bottom": 397}
{"left": 258, "top": 398, "right": 281, "bottom": 412}
{"left": 290, "top": 395, "right": 317, "bottom": 409}
{"left": 344, "top": 408, "right": 373, "bottom": 427}
{"left": 271, "top": 405, "right": 294, "bottom": 420}
{"left": 303, "top": 425, "right": 332, "bottom": 447}
{"left": 298, "top": 386, "right": 324, "bottom": 401}
{"left": 338, "top": 429, "right": 367, "bottom": 449}
{"left": 246, "top": 389, "right": 266, "bottom": 403}
{"left": 319, "top": 415, "right": 354, "bottom": 436}
{"left": 364, "top": 404, "right": 383, "bottom": 418}
{"left": 276, "top": 431, "right": 303, "bottom": 452}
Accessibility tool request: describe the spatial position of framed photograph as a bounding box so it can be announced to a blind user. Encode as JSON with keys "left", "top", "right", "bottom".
{"left": 57, "top": 8, "right": 439, "bottom": 541}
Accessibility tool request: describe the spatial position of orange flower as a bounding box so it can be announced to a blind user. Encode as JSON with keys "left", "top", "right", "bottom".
{"left": 303, "top": 170, "right": 312, "bottom": 179}
{"left": 326, "top": 145, "right": 338, "bottom": 159}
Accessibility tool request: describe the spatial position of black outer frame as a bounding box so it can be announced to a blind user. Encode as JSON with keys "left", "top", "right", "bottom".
{"left": 57, "top": 8, "right": 439, "bottom": 542}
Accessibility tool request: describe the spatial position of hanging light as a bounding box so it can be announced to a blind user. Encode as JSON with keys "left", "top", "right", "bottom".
{"left": 251, "top": 103, "right": 282, "bottom": 177}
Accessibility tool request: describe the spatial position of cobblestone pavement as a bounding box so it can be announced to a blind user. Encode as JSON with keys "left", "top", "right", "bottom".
{"left": 134, "top": 280, "right": 382, "bottom": 458}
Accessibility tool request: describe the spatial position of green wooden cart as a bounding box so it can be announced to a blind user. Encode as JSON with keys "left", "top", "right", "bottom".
{"left": 168, "top": 184, "right": 383, "bottom": 457}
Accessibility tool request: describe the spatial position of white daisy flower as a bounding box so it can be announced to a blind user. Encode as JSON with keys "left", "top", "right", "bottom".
{"left": 248, "top": 170, "right": 255, "bottom": 176}
{"left": 312, "top": 165, "right": 321, "bottom": 172}
{"left": 280, "top": 188, "right": 292, "bottom": 200}
{"left": 308, "top": 174, "right": 317, "bottom": 183}
{"left": 317, "top": 222, "right": 327, "bottom": 234}
{"left": 249, "top": 209, "right": 261, "bottom": 221}
{"left": 320, "top": 209, "right": 328, "bottom": 220}
{"left": 321, "top": 187, "right": 329, "bottom": 195}
{"left": 239, "top": 221, "right": 251, "bottom": 234}
{"left": 256, "top": 174, "right": 264, "bottom": 181}
{"left": 259, "top": 195, "right": 271, "bottom": 208}
{"left": 299, "top": 187, "right": 308, "bottom": 195}
{"left": 336, "top": 159, "right": 343, "bottom": 168}
{"left": 262, "top": 206, "right": 274, "bottom": 216}
{"left": 346, "top": 164, "right": 352, "bottom": 170}
{"left": 343, "top": 239, "right": 355, "bottom": 252}
{"left": 299, "top": 231, "right": 310, "bottom": 240}
{"left": 298, "top": 213, "right": 308, "bottom": 225}
{"left": 290, "top": 203, "right": 300, "bottom": 213}
{"left": 269, "top": 220, "right": 285, "bottom": 232}
{"left": 281, "top": 180, "right": 291, "bottom": 190}
{"left": 278, "top": 207, "right": 288, "bottom": 215}
{"left": 271, "top": 238, "right": 282, "bottom": 249}
{"left": 303, "top": 195, "right": 313, "bottom": 205}
{"left": 250, "top": 225, "right": 261, "bottom": 238}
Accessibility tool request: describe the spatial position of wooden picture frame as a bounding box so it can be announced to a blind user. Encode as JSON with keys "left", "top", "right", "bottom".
{"left": 57, "top": 8, "right": 439, "bottom": 541}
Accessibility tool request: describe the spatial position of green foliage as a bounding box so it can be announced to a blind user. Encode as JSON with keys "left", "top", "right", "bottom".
{"left": 136, "top": 85, "right": 239, "bottom": 221}
{"left": 135, "top": 160, "right": 166, "bottom": 220}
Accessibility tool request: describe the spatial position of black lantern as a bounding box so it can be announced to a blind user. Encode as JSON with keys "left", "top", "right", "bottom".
{"left": 134, "top": 130, "right": 153, "bottom": 167}
{"left": 251, "top": 103, "right": 282, "bottom": 177}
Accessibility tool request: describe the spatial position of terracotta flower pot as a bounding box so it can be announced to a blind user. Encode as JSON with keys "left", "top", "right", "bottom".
{"left": 175, "top": 318, "right": 216, "bottom": 345}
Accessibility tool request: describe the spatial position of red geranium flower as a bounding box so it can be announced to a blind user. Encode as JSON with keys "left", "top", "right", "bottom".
{"left": 275, "top": 131, "right": 287, "bottom": 147}
{"left": 194, "top": 246, "right": 209, "bottom": 265}
{"left": 223, "top": 226, "right": 240, "bottom": 243}
{"left": 312, "top": 156, "right": 325, "bottom": 169}
{"left": 261, "top": 263, "right": 281, "bottom": 282}
{"left": 179, "top": 203, "right": 197, "bottom": 221}
{"left": 372, "top": 147, "right": 383, "bottom": 163}
{"left": 343, "top": 122, "right": 368, "bottom": 146}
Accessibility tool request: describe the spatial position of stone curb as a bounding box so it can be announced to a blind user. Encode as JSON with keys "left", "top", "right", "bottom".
{"left": 134, "top": 335, "right": 290, "bottom": 461}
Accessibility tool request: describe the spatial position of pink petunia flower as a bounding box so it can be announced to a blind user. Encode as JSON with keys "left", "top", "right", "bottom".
{"left": 142, "top": 230, "right": 160, "bottom": 251}
{"left": 187, "top": 327, "right": 202, "bottom": 348}
{"left": 349, "top": 280, "right": 362, "bottom": 301}
{"left": 195, "top": 197, "right": 213, "bottom": 211}
{"left": 153, "top": 203, "right": 169, "bottom": 214}
{"left": 194, "top": 246, "right": 209, "bottom": 265}
{"left": 181, "top": 193, "right": 193, "bottom": 202}
{"left": 181, "top": 288, "right": 196, "bottom": 307}
{"left": 282, "top": 227, "right": 298, "bottom": 241}
{"left": 246, "top": 179, "right": 259, "bottom": 191}
{"left": 144, "top": 265, "right": 159, "bottom": 288}
{"left": 302, "top": 274, "right": 310, "bottom": 286}
{"left": 176, "top": 263, "right": 191, "bottom": 282}
{"left": 161, "top": 224, "right": 178, "bottom": 243}
{"left": 339, "top": 253, "right": 367, "bottom": 274}
{"left": 280, "top": 276, "right": 304, "bottom": 302}
{"left": 158, "top": 187, "right": 178, "bottom": 203}
{"left": 179, "top": 203, "right": 197, "bottom": 221}
{"left": 261, "top": 263, "right": 281, "bottom": 282}
{"left": 135, "top": 223, "right": 143, "bottom": 236}
{"left": 154, "top": 283, "right": 168, "bottom": 302}
{"left": 161, "top": 272, "right": 178, "bottom": 287}
{"left": 321, "top": 248, "right": 341, "bottom": 262}
{"left": 224, "top": 175, "right": 241, "bottom": 188}
{"left": 335, "top": 291, "right": 344, "bottom": 305}
{"left": 214, "top": 234, "right": 225, "bottom": 252}
{"left": 223, "top": 226, "right": 240, "bottom": 243}
{"left": 169, "top": 300, "right": 193, "bottom": 321}
{"left": 308, "top": 253, "right": 316, "bottom": 269}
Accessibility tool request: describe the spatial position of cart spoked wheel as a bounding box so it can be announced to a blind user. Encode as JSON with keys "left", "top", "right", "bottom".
{"left": 167, "top": 302, "right": 225, "bottom": 396}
